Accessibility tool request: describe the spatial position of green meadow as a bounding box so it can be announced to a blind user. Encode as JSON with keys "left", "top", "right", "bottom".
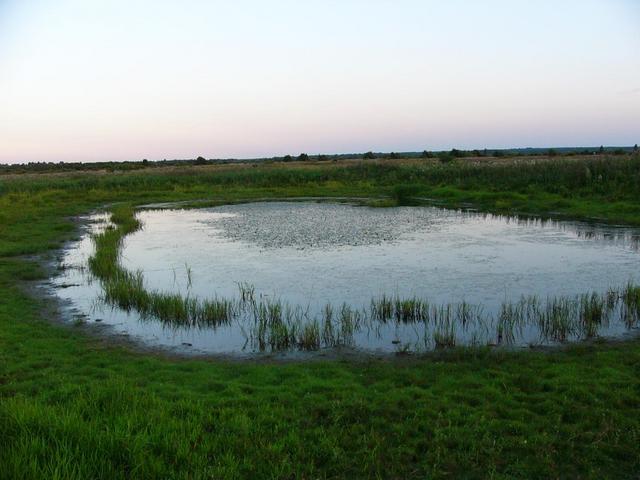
{"left": 1, "top": 155, "right": 640, "bottom": 479}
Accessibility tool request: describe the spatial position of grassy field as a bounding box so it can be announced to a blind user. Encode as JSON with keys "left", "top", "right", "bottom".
{"left": 1, "top": 155, "right": 640, "bottom": 478}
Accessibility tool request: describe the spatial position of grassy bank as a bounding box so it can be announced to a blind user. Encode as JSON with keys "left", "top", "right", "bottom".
{"left": 1, "top": 155, "right": 640, "bottom": 478}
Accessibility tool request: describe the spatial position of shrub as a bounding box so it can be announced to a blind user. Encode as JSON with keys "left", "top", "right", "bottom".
{"left": 392, "top": 184, "right": 421, "bottom": 205}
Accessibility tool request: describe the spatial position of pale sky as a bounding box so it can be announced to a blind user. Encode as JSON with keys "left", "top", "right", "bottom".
{"left": 0, "top": 0, "right": 638, "bottom": 163}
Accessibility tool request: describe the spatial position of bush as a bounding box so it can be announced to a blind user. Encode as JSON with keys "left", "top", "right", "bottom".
{"left": 392, "top": 184, "right": 422, "bottom": 205}
{"left": 438, "top": 152, "right": 453, "bottom": 164}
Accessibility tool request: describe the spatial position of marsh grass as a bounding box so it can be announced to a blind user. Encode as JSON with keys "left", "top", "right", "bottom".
{"left": 432, "top": 306, "right": 457, "bottom": 349}
{"left": 237, "top": 282, "right": 255, "bottom": 302}
{"left": 539, "top": 297, "right": 576, "bottom": 342}
{"left": 579, "top": 293, "right": 608, "bottom": 338}
{"left": 621, "top": 282, "right": 640, "bottom": 327}
{"left": 300, "top": 320, "right": 321, "bottom": 350}
{"left": 371, "top": 295, "right": 430, "bottom": 323}
{"left": 185, "top": 263, "right": 193, "bottom": 289}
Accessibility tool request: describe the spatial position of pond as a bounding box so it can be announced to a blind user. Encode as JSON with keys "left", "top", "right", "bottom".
{"left": 52, "top": 201, "right": 640, "bottom": 356}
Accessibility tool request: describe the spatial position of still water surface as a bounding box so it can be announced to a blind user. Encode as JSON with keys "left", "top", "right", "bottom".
{"left": 53, "top": 202, "right": 640, "bottom": 355}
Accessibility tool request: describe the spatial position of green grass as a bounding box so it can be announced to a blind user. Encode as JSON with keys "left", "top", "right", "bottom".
{"left": 1, "top": 156, "right": 640, "bottom": 478}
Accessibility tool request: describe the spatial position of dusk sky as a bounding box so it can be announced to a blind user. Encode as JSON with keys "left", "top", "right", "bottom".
{"left": 0, "top": 0, "right": 638, "bottom": 163}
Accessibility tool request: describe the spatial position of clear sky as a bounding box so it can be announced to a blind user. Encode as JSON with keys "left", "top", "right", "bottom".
{"left": 0, "top": 0, "right": 638, "bottom": 163}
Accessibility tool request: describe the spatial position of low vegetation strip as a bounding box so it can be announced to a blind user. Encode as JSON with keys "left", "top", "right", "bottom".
{"left": 2, "top": 154, "right": 640, "bottom": 223}
{"left": 1, "top": 155, "right": 640, "bottom": 478}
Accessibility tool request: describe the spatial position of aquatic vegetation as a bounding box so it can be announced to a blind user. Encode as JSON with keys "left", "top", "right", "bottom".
{"left": 299, "top": 320, "right": 321, "bottom": 350}
{"left": 371, "top": 294, "right": 393, "bottom": 321}
{"left": 321, "top": 303, "right": 335, "bottom": 346}
{"left": 237, "top": 282, "right": 255, "bottom": 303}
{"left": 579, "top": 292, "right": 608, "bottom": 338}
{"left": 497, "top": 302, "right": 520, "bottom": 345}
{"left": 622, "top": 282, "right": 640, "bottom": 327}
{"left": 198, "top": 297, "right": 234, "bottom": 325}
{"left": 337, "top": 303, "right": 359, "bottom": 346}
{"left": 537, "top": 297, "right": 572, "bottom": 342}
{"left": 185, "top": 263, "right": 193, "bottom": 289}
{"left": 432, "top": 306, "right": 457, "bottom": 349}
{"left": 370, "top": 295, "right": 429, "bottom": 323}
{"left": 394, "top": 297, "right": 428, "bottom": 323}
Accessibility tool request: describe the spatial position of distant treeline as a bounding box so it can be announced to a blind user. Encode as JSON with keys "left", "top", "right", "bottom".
{"left": 1, "top": 145, "right": 637, "bottom": 175}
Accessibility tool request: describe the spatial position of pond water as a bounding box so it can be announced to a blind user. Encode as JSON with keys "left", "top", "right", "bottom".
{"left": 52, "top": 201, "right": 640, "bottom": 356}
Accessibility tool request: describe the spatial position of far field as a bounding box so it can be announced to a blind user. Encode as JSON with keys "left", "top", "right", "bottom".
{"left": 1, "top": 154, "right": 639, "bottom": 479}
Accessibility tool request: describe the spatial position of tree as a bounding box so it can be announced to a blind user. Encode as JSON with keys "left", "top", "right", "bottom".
{"left": 142, "top": 159, "right": 149, "bottom": 165}
{"left": 363, "top": 151, "right": 376, "bottom": 160}
{"left": 387, "top": 152, "right": 399, "bottom": 159}
{"left": 599, "top": 145, "right": 605, "bottom": 154}
{"left": 421, "top": 150, "right": 433, "bottom": 158}
{"left": 317, "top": 154, "right": 328, "bottom": 161}
{"left": 547, "top": 149, "right": 557, "bottom": 157}
{"left": 634, "top": 144, "right": 638, "bottom": 153}
{"left": 297, "top": 153, "right": 309, "bottom": 162}
{"left": 195, "top": 156, "right": 207, "bottom": 165}
{"left": 282, "top": 155, "right": 293, "bottom": 162}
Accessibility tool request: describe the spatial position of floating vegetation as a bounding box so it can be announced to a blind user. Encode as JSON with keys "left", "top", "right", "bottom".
{"left": 88, "top": 206, "right": 640, "bottom": 354}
